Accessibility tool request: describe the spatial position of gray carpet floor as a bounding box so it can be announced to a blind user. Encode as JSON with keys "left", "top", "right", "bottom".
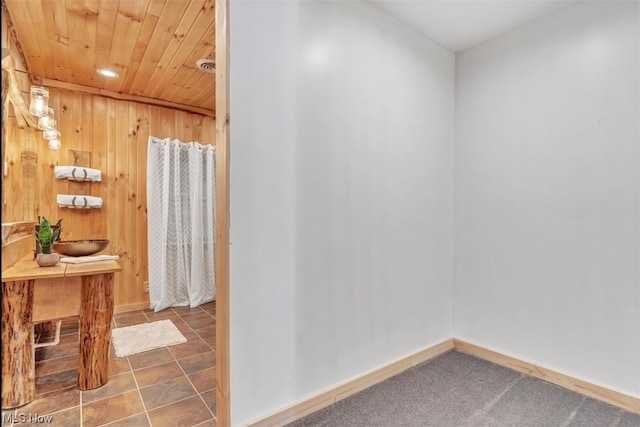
{"left": 287, "top": 350, "right": 640, "bottom": 427}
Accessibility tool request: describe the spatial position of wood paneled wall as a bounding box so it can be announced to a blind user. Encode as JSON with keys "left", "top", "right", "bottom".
{"left": 3, "top": 88, "right": 215, "bottom": 310}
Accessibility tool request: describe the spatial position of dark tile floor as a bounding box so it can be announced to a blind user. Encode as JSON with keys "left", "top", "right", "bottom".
{"left": 1, "top": 302, "right": 216, "bottom": 427}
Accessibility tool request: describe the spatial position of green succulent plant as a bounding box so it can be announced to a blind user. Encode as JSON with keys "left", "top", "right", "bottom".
{"left": 35, "top": 217, "right": 62, "bottom": 254}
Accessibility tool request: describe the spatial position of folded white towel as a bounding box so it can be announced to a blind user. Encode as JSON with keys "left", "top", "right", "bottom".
{"left": 60, "top": 255, "right": 119, "bottom": 264}
{"left": 57, "top": 194, "right": 103, "bottom": 208}
{"left": 54, "top": 166, "right": 102, "bottom": 182}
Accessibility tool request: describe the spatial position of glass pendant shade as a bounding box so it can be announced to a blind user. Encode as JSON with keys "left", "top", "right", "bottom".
{"left": 37, "top": 108, "right": 56, "bottom": 131}
{"left": 29, "top": 86, "right": 50, "bottom": 117}
{"left": 43, "top": 129, "right": 61, "bottom": 141}
{"left": 48, "top": 138, "right": 61, "bottom": 150}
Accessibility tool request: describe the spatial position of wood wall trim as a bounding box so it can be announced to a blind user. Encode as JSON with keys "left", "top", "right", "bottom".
{"left": 38, "top": 78, "right": 215, "bottom": 118}
{"left": 113, "top": 302, "right": 150, "bottom": 315}
{"left": 453, "top": 339, "right": 640, "bottom": 415}
{"left": 215, "top": 0, "right": 230, "bottom": 425}
{"left": 246, "top": 340, "right": 455, "bottom": 427}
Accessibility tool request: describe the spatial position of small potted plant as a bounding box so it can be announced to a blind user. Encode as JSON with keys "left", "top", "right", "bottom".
{"left": 35, "top": 216, "right": 61, "bottom": 267}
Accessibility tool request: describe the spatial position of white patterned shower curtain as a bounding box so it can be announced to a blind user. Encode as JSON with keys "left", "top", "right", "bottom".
{"left": 147, "top": 136, "right": 216, "bottom": 312}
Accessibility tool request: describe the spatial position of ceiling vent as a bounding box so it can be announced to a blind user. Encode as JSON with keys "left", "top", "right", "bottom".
{"left": 196, "top": 59, "right": 216, "bottom": 74}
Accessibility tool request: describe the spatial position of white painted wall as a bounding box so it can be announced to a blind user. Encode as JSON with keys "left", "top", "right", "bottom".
{"left": 455, "top": 0, "right": 640, "bottom": 397}
{"left": 230, "top": 0, "right": 455, "bottom": 424}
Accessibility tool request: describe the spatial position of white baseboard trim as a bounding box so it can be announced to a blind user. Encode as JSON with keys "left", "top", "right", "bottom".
{"left": 246, "top": 339, "right": 455, "bottom": 426}
{"left": 453, "top": 339, "right": 640, "bottom": 415}
{"left": 246, "top": 337, "right": 640, "bottom": 426}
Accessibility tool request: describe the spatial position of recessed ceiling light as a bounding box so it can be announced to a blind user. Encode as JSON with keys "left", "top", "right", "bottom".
{"left": 97, "top": 68, "right": 119, "bottom": 78}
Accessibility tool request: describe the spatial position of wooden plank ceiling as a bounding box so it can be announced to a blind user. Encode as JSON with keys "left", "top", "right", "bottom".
{"left": 3, "top": 0, "right": 215, "bottom": 117}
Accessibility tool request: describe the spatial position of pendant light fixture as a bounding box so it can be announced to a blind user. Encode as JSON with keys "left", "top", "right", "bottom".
{"left": 37, "top": 107, "right": 56, "bottom": 131}
{"left": 29, "top": 86, "right": 49, "bottom": 117}
{"left": 28, "top": 85, "right": 60, "bottom": 149}
{"left": 48, "top": 138, "right": 61, "bottom": 150}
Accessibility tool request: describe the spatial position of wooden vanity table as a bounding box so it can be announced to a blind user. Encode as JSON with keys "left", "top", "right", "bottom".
{"left": 1, "top": 255, "right": 121, "bottom": 409}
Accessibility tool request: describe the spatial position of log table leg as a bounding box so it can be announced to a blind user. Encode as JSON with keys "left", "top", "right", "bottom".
{"left": 78, "top": 272, "right": 114, "bottom": 390}
{"left": 1, "top": 279, "right": 35, "bottom": 408}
